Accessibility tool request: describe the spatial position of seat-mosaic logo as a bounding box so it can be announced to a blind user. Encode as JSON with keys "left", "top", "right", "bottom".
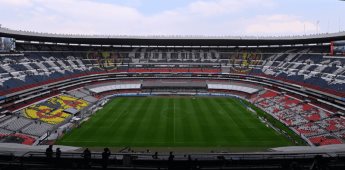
{"left": 86, "top": 52, "right": 123, "bottom": 70}
{"left": 229, "top": 52, "right": 262, "bottom": 74}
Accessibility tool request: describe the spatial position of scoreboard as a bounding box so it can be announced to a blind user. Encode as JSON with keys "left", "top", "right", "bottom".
{"left": 331, "top": 40, "right": 345, "bottom": 55}
{"left": 334, "top": 40, "right": 345, "bottom": 52}
{"left": 0, "top": 37, "right": 15, "bottom": 52}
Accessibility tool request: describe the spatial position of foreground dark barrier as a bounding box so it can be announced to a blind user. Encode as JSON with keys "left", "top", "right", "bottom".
{"left": 0, "top": 151, "right": 345, "bottom": 170}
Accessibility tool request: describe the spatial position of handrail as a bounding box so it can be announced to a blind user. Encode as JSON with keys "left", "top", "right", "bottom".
{"left": 20, "top": 150, "right": 342, "bottom": 160}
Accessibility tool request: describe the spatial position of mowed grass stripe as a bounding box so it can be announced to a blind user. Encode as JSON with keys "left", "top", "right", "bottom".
{"left": 220, "top": 98, "right": 251, "bottom": 141}
{"left": 212, "top": 98, "right": 247, "bottom": 142}
{"left": 132, "top": 98, "right": 159, "bottom": 144}
{"left": 219, "top": 98, "right": 272, "bottom": 145}
{"left": 218, "top": 98, "right": 252, "bottom": 142}
{"left": 177, "top": 98, "right": 194, "bottom": 144}
{"left": 100, "top": 98, "right": 139, "bottom": 145}
{"left": 57, "top": 97, "right": 294, "bottom": 149}
{"left": 164, "top": 98, "right": 174, "bottom": 145}
{"left": 61, "top": 98, "right": 125, "bottom": 144}
{"left": 116, "top": 98, "right": 149, "bottom": 145}
{"left": 98, "top": 98, "right": 135, "bottom": 142}
{"left": 229, "top": 98, "right": 289, "bottom": 145}
{"left": 220, "top": 98, "right": 290, "bottom": 146}
{"left": 190, "top": 98, "right": 216, "bottom": 146}
{"left": 180, "top": 98, "right": 204, "bottom": 145}
{"left": 126, "top": 98, "right": 153, "bottom": 144}
{"left": 154, "top": 98, "right": 169, "bottom": 144}
{"left": 141, "top": 98, "right": 161, "bottom": 141}
{"left": 205, "top": 98, "right": 241, "bottom": 145}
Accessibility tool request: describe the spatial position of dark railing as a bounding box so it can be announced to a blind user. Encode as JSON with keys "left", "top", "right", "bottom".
{"left": 19, "top": 151, "right": 339, "bottom": 160}
{"left": 0, "top": 151, "right": 337, "bottom": 170}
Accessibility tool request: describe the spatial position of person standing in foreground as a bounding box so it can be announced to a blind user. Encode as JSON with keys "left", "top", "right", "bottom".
{"left": 45, "top": 145, "right": 53, "bottom": 159}
{"left": 102, "top": 148, "right": 111, "bottom": 169}
{"left": 56, "top": 148, "right": 61, "bottom": 159}
{"left": 83, "top": 148, "right": 92, "bottom": 168}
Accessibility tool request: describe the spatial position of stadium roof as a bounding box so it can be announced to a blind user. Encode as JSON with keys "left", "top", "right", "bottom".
{"left": 1, "top": 27, "right": 345, "bottom": 46}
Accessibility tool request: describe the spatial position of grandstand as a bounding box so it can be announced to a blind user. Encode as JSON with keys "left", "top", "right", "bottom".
{"left": 0, "top": 27, "right": 345, "bottom": 169}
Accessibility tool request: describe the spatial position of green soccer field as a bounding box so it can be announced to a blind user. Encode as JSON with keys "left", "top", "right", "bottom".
{"left": 57, "top": 97, "right": 293, "bottom": 150}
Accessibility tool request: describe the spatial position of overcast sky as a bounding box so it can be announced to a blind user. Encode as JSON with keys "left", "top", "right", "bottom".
{"left": 0, "top": 0, "right": 344, "bottom": 36}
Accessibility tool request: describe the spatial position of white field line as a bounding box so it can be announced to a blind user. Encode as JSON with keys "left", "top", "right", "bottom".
{"left": 173, "top": 100, "right": 176, "bottom": 144}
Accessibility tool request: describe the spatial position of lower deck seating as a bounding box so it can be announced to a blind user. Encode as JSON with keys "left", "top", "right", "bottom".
{"left": 254, "top": 89, "right": 342, "bottom": 146}
{"left": 0, "top": 93, "right": 91, "bottom": 145}
{"left": 0, "top": 93, "right": 92, "bottom": 145}
{"left": 21, "top": 122, "right": 54, "bottom": 137}
{"left": 280, "top": 115, "right": 309, "bottom": 126}
{"left": 294, "top": 123, "right": 326, "bottom": 137}
{"left": 56, "top": 95, "right": 89, "bottom": 110}
{"left": 308, "top": 134, "right": 343, "bottom": 146}
{"left": 335, "top": 130, "right": 345, "bottom": 141}
{"left": 0, "top": 115, "right": 13, "bottom": 123}
{"left": 0, "top": 133, "right": 36, "bottom": 145}
{"left": 293, "top": 104, "right": 332, "bottom": 122}
{"left": 22, "top": 95, "right": 89, "bottom": 124}
{"left": 0, "top": 128, "right": 13, "bottom": 135}
{"left": 271, "top": 95, "right": 301, "bottom": 109}
{"left": 1, "top": 117, "right": 32, "bottom": 131}
{"left": 251, "top": 90, "right": 278, "bottom": 103}
{"left": 82, "top": 96, "right": 98, "bottom": 103}
{"left": 317, "top": 117, "right": 345, "bottom": 132}
{"left": 256, "top": 99, "right": 274, "bottom": 108}
{"left": 69, "top": 88, "right": 98, "bottom": 103}
{"left": 68, "top": 90, "right": 88, "bottom": 98}
{"left": 24, "top": 106, "right": 70, "bottom": 124}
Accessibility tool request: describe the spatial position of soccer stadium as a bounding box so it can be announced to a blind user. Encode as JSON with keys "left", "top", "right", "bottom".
{"left": 0, "top": 0, "right": 345, "bottom": 169}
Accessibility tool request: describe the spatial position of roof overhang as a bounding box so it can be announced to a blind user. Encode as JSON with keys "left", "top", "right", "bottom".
{"left": 1, "top": 27, "right": 345, "bottom": 46}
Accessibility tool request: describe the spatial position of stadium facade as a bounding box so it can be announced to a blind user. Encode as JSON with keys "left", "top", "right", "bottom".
{"left": 1, "top": 27, "right": 345, "bottom": 169}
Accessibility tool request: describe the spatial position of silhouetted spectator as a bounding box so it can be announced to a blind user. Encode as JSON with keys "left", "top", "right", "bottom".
{"left": 152, "top": 152, "right": 158, "bottom": 159}
{"left": 82, "top": 148, "right": 92, "bottom": 168}
{"left": 168, "top": 152, "right": 174, "bottom": 161}
{"left": 45, "top": 145, "right": 53, "bottom": 159}
{"left": 55, "top": 147, "right": 61, "bottom": 168}
{"left": 56, "top": 148, "right": 61, "bottom": 159}
{"left": 168, "top": 151, "right": 174, "bottom": 169}
{"left": 102, "top": 148, "right": 111, "bottom": 169}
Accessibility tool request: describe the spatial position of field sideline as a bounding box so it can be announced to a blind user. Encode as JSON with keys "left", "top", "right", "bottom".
{"left": 57, "top": 96, "right": 294, "bottom": 150}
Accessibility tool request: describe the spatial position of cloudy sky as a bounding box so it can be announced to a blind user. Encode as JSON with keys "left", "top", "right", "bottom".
{"left": 0, "top": 0, "right": 344, "bottom": 36}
